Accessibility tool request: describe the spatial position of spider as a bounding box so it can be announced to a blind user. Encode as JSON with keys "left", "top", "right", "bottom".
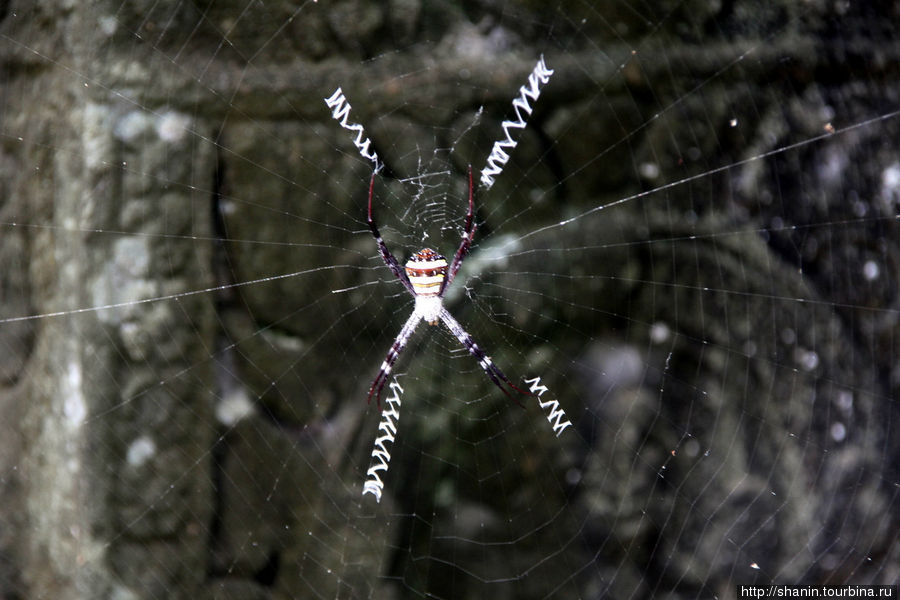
{"left": 366, "top": 166, "right": 531, "bottom": 408}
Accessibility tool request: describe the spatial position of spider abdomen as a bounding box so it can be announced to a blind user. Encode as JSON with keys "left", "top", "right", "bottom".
{"left": 405, "top": 248, "right": 447, "bottom": 297}
{"left": 415, "top": 294, "right": 443, "bottom": 326}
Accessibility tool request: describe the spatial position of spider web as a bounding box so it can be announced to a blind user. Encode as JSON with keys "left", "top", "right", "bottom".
{"left": 0, "top": 1, "right": 898, "bottom": 599}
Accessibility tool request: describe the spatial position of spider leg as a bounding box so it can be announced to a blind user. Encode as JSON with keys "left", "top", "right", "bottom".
{"left": 368, "top": 309, "right": 422, "bottom": 407}
{"left": 438, "top": 307, "right": 530, "bottom": 407}
{"left": 368, "top": 171, "right": 415, "bottom": 296}
{"left": 440, "top": 165, "right": 477, "bottom": 295}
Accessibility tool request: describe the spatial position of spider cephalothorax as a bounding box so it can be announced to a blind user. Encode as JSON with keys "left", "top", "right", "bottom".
{"left": 365, "top": 166, "right": 530, "bottom": 407}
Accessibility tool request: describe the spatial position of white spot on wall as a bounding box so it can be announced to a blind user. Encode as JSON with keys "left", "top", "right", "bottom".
{"left": 82, "top": 103, "right": 115, "bottom": 171}
{"left": 794, "top": 348, "right": 819, "bottom": 371}
{"left": 817, "top": 145, "right": 847, "bottom": 184}
{"left": 684, "top": 438, "right": 700, "bottom": 457}
{"left": 835, "top": 390, "right": 853, "bottom": 412}
{"left": 881, "top": 163, "right": 900, "bottom": 209}
{"left": 649, "top": 321, "right": 670, "bottom": 344}
{"left": 126, "top": 436, "right": 157, "bottom": 468}
{"left": 639, "top": 162, "right": 660, "bottom": 180}
{"left": 92, "top": 236, "right": 155, "bottom": 324}
{"left": 110, "top": 583, "right": 141, "bottom": 600}
{"left": 63, "top": 360, "right": 86, "bottom": 428}
{"left": 114, "top": 110, "right": 154, "bottom": 143}
{"left": 115, "top": 237, "right": 151, "bottom": 276}
{"left": 588, "top": 344, "right": 643, "bottom": 390}
{"left": 452, "top": 23, "right": 512, "bottom": 59}
{"left": 156, "top": 111, "right": 191, "bottom": 144}
{"left": 218, "top": 199, "right": 237, "bottom": 216}
{"left": 863, "top": 260, "right": 880, "bottom": 281}
{"left": 565, "top": 468, "right": 582, "bottom": 486}
{"left": 98, "top": 15, "right": 117, "bottom": 36}
{"left": 830, "top": 422, "right": 846, "bottom": 442}
{"left": 216, "top": 388, "right": 255, "bottom": 426}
